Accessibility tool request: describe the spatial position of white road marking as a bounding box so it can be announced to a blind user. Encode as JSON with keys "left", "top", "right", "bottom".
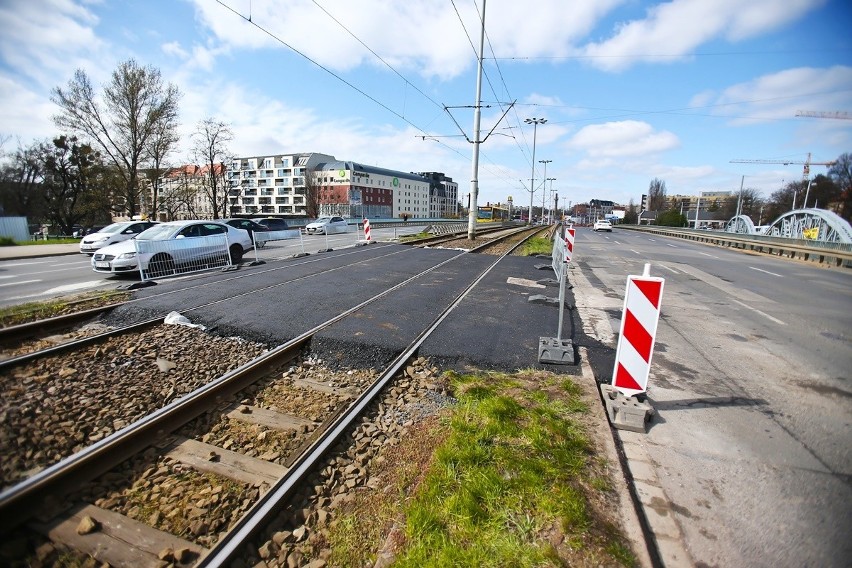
{"left": 42, "top": 281, "right": 110, "bottom": 294}
{"left": 630, "top": 249, "right": 642, "bottom": 255}
{"left": 657, "top": 264, "right": 680, "bottom": 273}
{"left": 666, "top": 243, "right": 678, "bottom": 248}
{"left": 749, "top": 266, "right": 784, "bottom": 278}
{"left": 698, "top": 252, "right": 719, "bottom": 258}
{"left": 0, "top": 279, "right": 41, "bottom": 287}
{"left": 732, "top": 299, "right": 786, "bottom": 325}
{"left": 0, "top": 261, "right": 52, "bottom": 267}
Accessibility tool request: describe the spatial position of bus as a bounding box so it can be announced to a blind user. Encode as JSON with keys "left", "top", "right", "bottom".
{"left": 477, "top": 205, "right": 509, "bottom": 222}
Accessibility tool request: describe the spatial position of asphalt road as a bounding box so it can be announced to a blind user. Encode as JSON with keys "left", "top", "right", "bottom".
{"left": 571, "top": 226, "right": 852, "bottom": 567}
{"left": 0, "top": 226, "right": 425, "bottom": 308}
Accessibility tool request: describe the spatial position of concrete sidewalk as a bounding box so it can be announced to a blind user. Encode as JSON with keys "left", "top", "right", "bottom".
{"left": 0, "top": 243, "right": 82, "bottom": 261}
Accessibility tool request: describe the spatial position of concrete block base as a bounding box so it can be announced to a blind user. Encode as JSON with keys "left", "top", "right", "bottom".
{"left": 600, "top": 384, "right": 655, "bottom": 433}
{"left": 534, "top": 263, "right": 550, "bottom": 270}
{"left": 538, "top": 337, "right": 577, "bottom": 365}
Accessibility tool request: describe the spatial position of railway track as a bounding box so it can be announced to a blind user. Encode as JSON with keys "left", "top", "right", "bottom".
{"left": 0, "top": 227, "right": 543, "bottom": 566}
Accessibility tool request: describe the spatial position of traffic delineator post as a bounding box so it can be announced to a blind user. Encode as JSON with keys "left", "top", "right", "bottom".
{"left": 601, "top": 263, "right": 663, "bottom": 432}
{"left": 363, "top": 218, "right": 371, "bottom": 243}
{"left": 611, "top": 263, "right": 664, "bottom": 397}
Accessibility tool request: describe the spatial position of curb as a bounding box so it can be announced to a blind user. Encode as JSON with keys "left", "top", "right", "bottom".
{"left": 578, "top": 347, "right": 654, "bottom": 568}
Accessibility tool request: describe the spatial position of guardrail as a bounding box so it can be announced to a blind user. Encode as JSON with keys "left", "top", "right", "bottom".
{"left": 619, "top": 225, "right": 852, "bottom": 268}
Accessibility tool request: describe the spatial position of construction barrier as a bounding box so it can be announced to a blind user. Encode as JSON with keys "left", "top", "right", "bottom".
{"left": 363, "top": 219, "right": 371, "bottom": 242}
{"left": 611, "top": 263, "right": 665, "bottom": 396}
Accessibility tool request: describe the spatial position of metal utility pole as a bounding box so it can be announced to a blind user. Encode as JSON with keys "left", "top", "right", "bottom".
{"left": 466, "top": 0, "right": 486, "bottom": 240}
{"left": 525, "top": 118, "right": 546, "bottom": 224}
{"left": 546, "top": 177, "right": 556, "bottom": 223}
{"left": 539, "top": 160, "right": 551, "bottom": 223}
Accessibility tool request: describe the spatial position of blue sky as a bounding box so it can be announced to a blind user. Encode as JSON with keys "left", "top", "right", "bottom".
{"left": 1, "top": 0, "right": 850, "bottom": 211}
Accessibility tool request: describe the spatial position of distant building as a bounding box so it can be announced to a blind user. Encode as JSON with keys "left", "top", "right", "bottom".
{"left": 225, "top": 152, "right": 444, "bottom": 220}
{"left": 154, "top": 164, "right": 224, "bottom": 221}
{"left": 417, "top": 172, "right": 460, "bottom": 218}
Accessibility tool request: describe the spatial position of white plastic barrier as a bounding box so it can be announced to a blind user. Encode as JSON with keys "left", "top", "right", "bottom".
{"left": 253, "top": 229, "right": 305, "bottom": 262}
{"left": 136, "top": 234, "right": 232, "bottom": 281}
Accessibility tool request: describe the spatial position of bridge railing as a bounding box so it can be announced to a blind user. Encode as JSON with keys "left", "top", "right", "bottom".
{"left": 620, "top": 225, "right": 852, "bottom": 268}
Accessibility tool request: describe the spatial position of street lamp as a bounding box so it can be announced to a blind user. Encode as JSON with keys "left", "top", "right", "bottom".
{"left": 525, "top": 118, "right": 546, "bottom": 224}
{"left": 539, "top": 159, "right": 551, "bottom": 224}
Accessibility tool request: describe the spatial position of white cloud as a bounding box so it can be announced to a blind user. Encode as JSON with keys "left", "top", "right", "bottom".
{"left": 567, "top": 120, "right": 680, "bottom": 157}
{"left": 162, "top": 41, "right": 189, "bottom": 60}
{"left": 693, "top": 65, "right": 852, "bottom": 125}
{"left": 579, "top": 0, "right": 824, "bottom": 72}
{"left": 188, "top": 0, "right": 623, "bottom": 80}
{"left": 0, "top": 0, "right": 111, "bottom": 88}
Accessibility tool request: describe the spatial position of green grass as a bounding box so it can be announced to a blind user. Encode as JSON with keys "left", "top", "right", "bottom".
{"left": 0, "top": 290, "right": 129, "bottom": 327}
{"left": 0, "top": 237, "right": 81, "bottom": 246}
{"left": 392, "top": 371, "right": 634, "bottom": 567}
{"left": 519, "top": 236, "right": 552, "bottom": 256}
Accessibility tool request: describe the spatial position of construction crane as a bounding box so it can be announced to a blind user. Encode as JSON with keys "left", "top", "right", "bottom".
{"left": 730, "top": 153, "right": 836, "bottom": 181}
{"left": 795, "top": 110, "right": 850, "bottom": 120}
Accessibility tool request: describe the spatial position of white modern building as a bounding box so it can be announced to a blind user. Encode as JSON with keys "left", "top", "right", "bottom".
{"left": 226, "top": 152, "right": 453, "bottom": 220}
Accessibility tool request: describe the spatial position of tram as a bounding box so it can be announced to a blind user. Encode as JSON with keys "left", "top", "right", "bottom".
{"left": 477, "top": 205, "right": 509, "bottom": 222}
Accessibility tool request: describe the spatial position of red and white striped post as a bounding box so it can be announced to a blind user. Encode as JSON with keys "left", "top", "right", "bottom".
{"left": 363, "top": 218, "right": 371, "bottom": 243}
{"left": 564, "top": 226, "right": 575, "bottom": 263}
{"left": 611, "top": 264, "right": 664, "bottom": 397}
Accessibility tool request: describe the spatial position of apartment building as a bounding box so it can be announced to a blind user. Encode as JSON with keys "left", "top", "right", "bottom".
{"left": 227, "top": 153, "right": 335, "bottom": 217}
{"left": 154, "top": 164, "right": 223, "bottom": 221}
{"left": 227, "top": 152, "right": 435, "bottom": 220}
{"left": 418, "top": 172, "right": 460, "bottom": 218}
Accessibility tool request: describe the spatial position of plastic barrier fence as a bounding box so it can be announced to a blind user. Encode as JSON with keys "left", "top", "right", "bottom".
{"left": 136, "top": 234, "right": 233, "bottom": 281}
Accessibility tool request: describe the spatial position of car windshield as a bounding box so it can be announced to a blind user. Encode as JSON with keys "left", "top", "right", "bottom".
{"left": 136, "top": 224, "right": 180, "bottom": 240}
{"left": 99, "top": 222, "right": 133, "bottom": 234}
{"left": 313, "top": 217, "right": 331, "bottom": 224}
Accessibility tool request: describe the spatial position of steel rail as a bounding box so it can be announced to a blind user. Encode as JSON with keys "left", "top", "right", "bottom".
{"left": 0, "top": 249, "right": 469, "bottom": 531}
{"left": 0, "top": 303, "right": 126, "bottom": 345}
{"left": 198, "top": 229, "right": 538, "bottom": 566}
{"left": 0, "top": 246, "right": 410, "bottom": 371}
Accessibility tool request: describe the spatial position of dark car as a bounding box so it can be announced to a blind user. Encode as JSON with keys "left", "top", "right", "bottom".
{"left": 223, "top": 218, "right": 269, "bottom": 246}
{"left": 252, "top": 217, "right": 290, "bottom": 231}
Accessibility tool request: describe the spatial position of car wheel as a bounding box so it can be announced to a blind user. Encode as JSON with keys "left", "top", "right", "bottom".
{"left": 148, "top": 253, "right": 175, "bottom": 278}
{"left": 229, "top": 244, "right": 243, "bottom": 264}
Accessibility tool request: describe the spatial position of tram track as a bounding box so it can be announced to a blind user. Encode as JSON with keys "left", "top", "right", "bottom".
{"left": 1, "top": 228, "right": 542, "bottom": 566}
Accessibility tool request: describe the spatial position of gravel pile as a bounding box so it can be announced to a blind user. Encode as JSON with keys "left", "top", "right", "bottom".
{"left": 240, "top": 357, "right": 455, "bottom": 568}
{"left": 0, "top": 321, "right": 267, "bottom": 490}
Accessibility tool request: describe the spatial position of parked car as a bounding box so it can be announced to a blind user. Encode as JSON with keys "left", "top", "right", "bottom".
{"left": 593, "top": 219, "right": 613, "bottom": 232}
{"left": 252, "top": 217, "right": 290, "bottom": 231}
{"left": 223, "top": 218, "right": 269, "bottom": 245}
{"left": 91, "top": 220, "right": 253, "bottom": 278}
{"left": 305, "top": 216, "right": 348, "bottom": 235}
{"left": 79, "top": 221, "right": 158, "bottom": 255}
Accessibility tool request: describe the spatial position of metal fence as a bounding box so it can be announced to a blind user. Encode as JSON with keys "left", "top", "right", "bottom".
{"left": 136, "top": 234, "right": 233, "bottom": 281}
{"left": 0, "top": 217, "right": 30, "bottom": 242}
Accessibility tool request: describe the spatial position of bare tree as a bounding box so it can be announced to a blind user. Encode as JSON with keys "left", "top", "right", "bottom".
{"left": 192, "top": 119, "right": 233, "bottom": 219}
{"left": 303, "top": 166, "right": 322, "bottom": 218}
{"left": 144, "top": 120, "right": 180, "bottom": 220}
{"left": 647, "top": 178, "right": 667, "bottom": 212}
{"left": 157, "top": 167, "right": 198, "bottom": 220}
{"left": 51, "top": 59, "right": 181, "bottom": 218}
{"left": 828, "top": 152, "right": 852, "bottom": 220}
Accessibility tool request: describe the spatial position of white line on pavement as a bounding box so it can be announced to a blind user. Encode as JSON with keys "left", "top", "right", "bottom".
{"left": 732, "top": 299, "right": 786, "bottom": 325}
{"left": 0, "top": 279, "right": 41, "bottom": 287}
{"left": 749, "top": 266, "right": 784, "bottom": 277}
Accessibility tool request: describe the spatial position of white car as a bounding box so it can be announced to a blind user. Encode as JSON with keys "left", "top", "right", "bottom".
{"left": 305, "top": 216, "right": 348, "bottom": 235}
{"left": 91, "top": 220, "right": 253, "bottom": 278}
{"left": 593, "top": 220, "right": 613, "bottom": 232}
{"left": 79, "top": 221, "right": 158, "bottom": 255}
